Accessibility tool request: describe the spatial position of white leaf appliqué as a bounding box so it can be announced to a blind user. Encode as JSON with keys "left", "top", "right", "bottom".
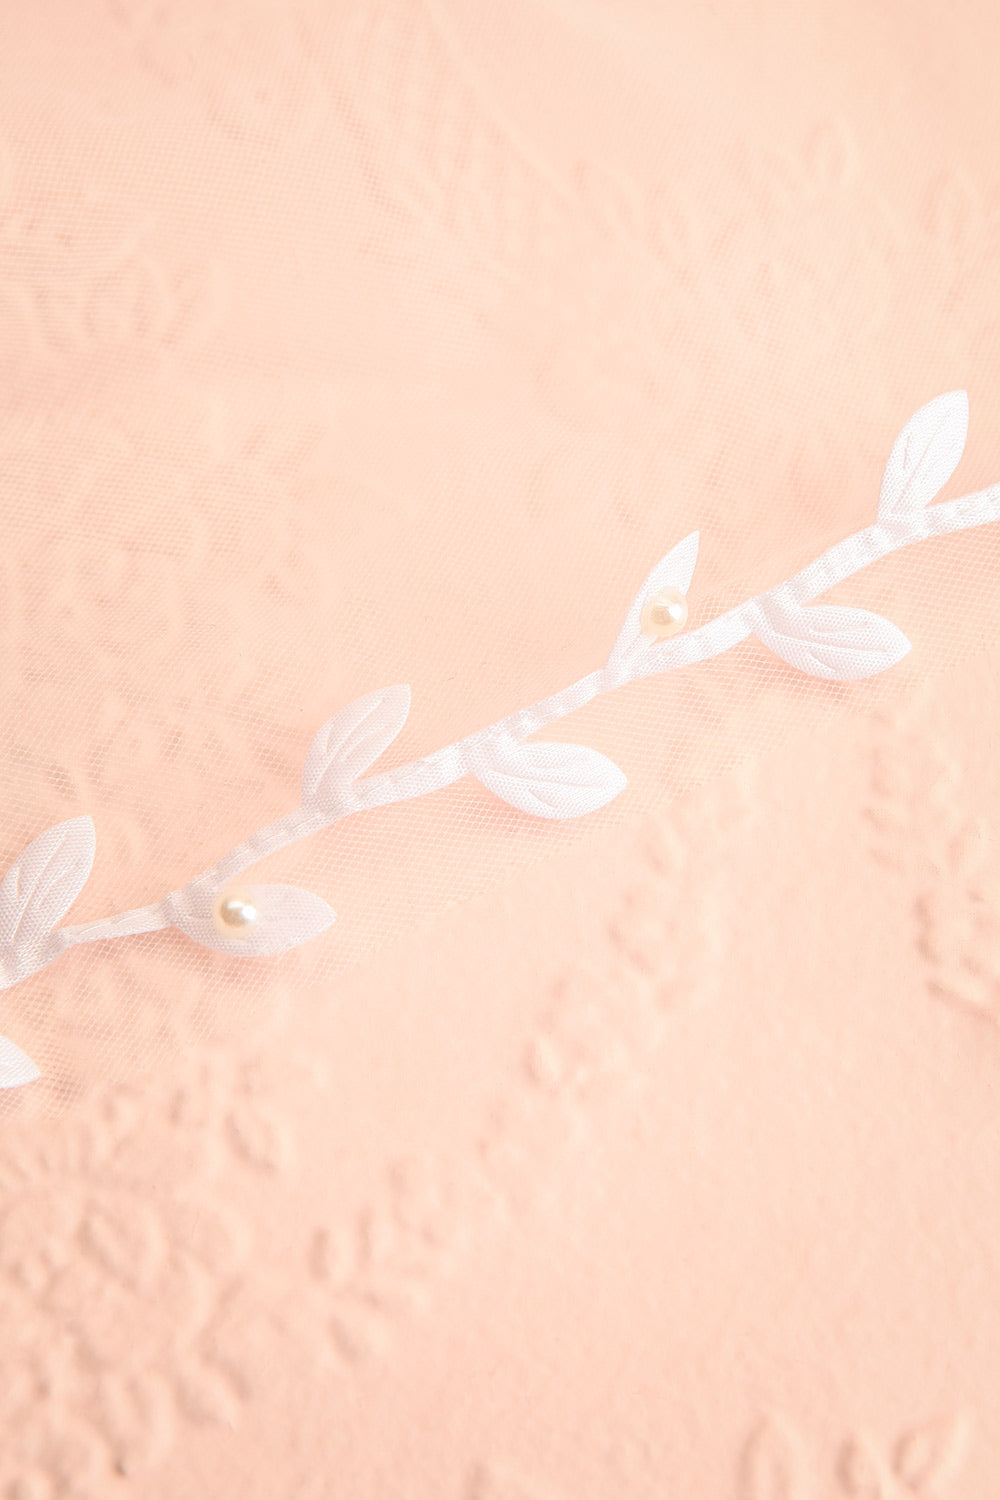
{"left": 878, "top": 390, "right": 968, "bottom": 518}
{"left": 753, "top": 597, "right": 911, "bottom": 680}
{"left": 605, "top": 531, "right": 699, "bottom": 677}
{"left": 0, "top": 1034, "right": 40, "bottom": 1089}
{"left": 472, "top": 738, "right": 627, "bottom": 820}
{"left": 170, "top": 884, "right": 336, "bottom": 956}
{"left": 0, "top": 815, "right": 96, "bottom": 948}
{"left": 301, "top": 685, "right": 411, "bottom": 812}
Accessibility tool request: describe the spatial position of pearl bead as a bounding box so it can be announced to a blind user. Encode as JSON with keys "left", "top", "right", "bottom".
{"left": 640, "top": 586, "right": 689, "bottom": 639}
{"left": 212, "top": 888, "right": 259, "bottom": 939}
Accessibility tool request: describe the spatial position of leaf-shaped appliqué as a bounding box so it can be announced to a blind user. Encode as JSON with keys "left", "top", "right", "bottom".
{"left": 0, "top": 815, "right": 96, "bottom": 948}
{"left": 0, "top": 1033, "right": 40, "bottom": 1089}
{"left": 878, "top": 390, "right": 968, "bottom": 518}
{"left": 169, "top": 884, "right": 336, "bottom": 957}
{"left": 472, "top": 738, "right": 627, "bottom": 820}
{"left": 753, "top": 597, "right": 911, "bottom": 681}
{"left": 301, "top": 685, "right": 411, "bottom": 812}
{"left": 605, "top": 531, "right": 699, "bottom": 676}
{"left": 893, "top": 1413, "right": 970, "bottom": 1492}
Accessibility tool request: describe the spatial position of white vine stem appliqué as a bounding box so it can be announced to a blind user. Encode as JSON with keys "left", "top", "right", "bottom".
{"left": 0, "top": 391, "right": 996, "bottom": 1085}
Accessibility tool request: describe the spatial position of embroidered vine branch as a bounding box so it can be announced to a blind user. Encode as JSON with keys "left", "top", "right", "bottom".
{"left": 0, "top": 390, "right": 996, "bottom": 1086}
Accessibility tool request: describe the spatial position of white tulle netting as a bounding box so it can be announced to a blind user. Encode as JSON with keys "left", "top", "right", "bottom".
{"left": 3, "top": 0, "right": 1000, "bottom": 1106}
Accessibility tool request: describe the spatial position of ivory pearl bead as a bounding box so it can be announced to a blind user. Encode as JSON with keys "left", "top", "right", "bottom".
{"left": 640, "top": 586, "right": 689, "bottom": 639}
{"left": 212, "top": 889, "right": 259, "bottom": 939}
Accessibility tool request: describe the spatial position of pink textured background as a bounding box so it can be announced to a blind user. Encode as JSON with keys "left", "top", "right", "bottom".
{"left": 3, "top": 0, "right": 1000, "bottom": 1493}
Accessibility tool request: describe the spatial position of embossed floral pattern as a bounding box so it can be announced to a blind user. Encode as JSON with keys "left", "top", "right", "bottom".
{"left": 0, "top": 796, "right": 734, "bottom": 1488}
{"left": 866, "top": 670, "right": 1000, "bottom": 1023}
{"left": 0, "top": 1053, "right": 286, "bottom": 1488}
{"left": 2, "top": 0, "right": 1000, "bottom": 1493}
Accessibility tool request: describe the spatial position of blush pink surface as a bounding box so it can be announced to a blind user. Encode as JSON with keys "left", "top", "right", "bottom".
{"left": 5, "top": 669, "right": 1000, "bottom": 1496}
{"left": 2, "top": 0, "right": 1000, "bottom": 1494}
